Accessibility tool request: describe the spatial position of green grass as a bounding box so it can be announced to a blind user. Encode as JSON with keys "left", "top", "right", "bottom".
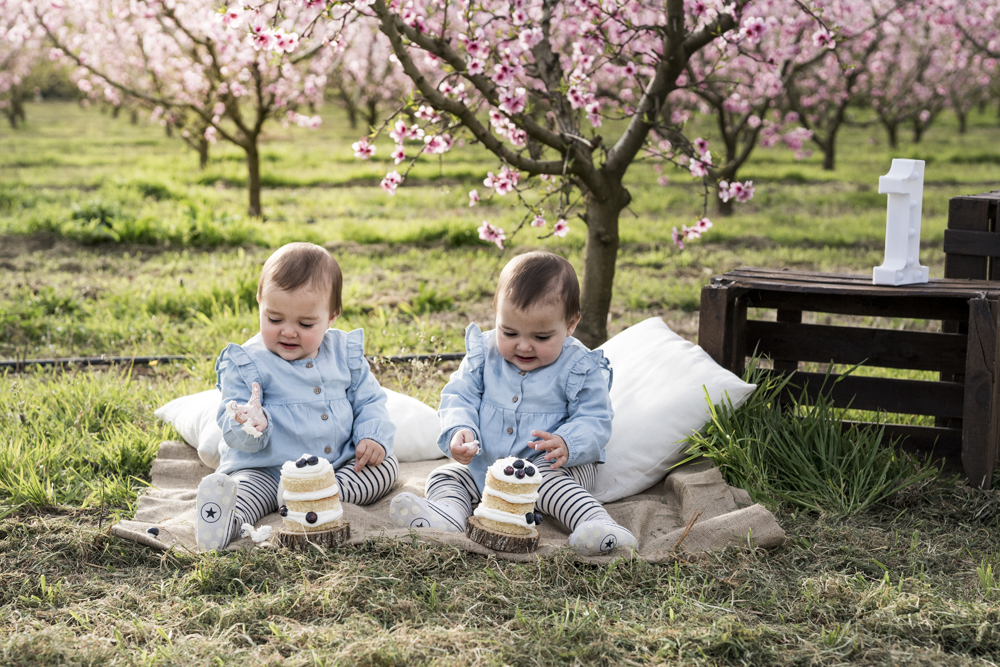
{"left": 3, "top": 101, "right": 1000, "bottom": 664}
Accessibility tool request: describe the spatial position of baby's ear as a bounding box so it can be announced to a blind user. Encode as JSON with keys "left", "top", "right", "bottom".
{"left": 566, "top": 312, "right": 582, "bottom": 336}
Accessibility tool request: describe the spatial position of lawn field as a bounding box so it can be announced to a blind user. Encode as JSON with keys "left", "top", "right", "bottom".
{"left": 2, "top": 102, "right": 1000, "bottom": 665}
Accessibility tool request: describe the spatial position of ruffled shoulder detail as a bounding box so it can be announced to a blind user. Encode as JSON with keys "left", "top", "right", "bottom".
{"left": 345, "top": 328, "right": 368, "bottom": 386}
{"left": 463, "top": 322, "right": 486, "bottom": 368}
{"left": 215, "top": 342, "right": 259, "bottom": 391}
{"left": 565, "top": 348, "right": 613, "bottom": 400}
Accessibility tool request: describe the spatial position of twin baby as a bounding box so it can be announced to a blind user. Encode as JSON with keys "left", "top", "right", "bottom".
{"left": 196, "top": 242, "right": 637, "bottom": 556}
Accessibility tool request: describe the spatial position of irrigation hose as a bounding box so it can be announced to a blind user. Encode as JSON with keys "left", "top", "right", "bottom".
{"left": 0, "top": 352, "right": 466, "bottom": 372}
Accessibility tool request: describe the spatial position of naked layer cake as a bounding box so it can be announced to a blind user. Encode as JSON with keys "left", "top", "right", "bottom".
{"left": 277, "top": 454, "right": 343, "bottom": 533}
{"left": 472, "top": 456, "right": 543, "bottom": 536}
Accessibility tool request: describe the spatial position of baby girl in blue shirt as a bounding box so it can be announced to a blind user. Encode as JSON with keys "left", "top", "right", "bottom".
{"left": 389, "top": 251, "right": 637, "bottom": 556}
{"left": 196, "top": 242, "right": 398, "bottom": 551}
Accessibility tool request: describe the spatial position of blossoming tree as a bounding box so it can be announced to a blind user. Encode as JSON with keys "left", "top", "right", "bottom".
{"left": 0, "top": 0, "right": 45, "bottom": 128}
{"left": 326, "top": 0, "right": 823, "bottom": 345}
{"left": 36, "top": 0, "right": 338, "bottom": 216}
{"left": 328, "top": 17, "right": 412, "bottom": 128}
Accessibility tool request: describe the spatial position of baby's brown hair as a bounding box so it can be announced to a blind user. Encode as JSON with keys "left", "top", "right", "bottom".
{"left": 494, "top": 251, "right": 580, "bottom": 323}
{"left": 257, "top": 242, "right": 343, "bottom": 317}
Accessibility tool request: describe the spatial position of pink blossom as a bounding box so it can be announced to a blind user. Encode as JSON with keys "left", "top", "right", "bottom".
{"left": 657, "top": 176, "right": 670, "bottom": 187}
{"left": 484, "top": 166, "right": 521, "bottom": 195}
{"left": 672, "top": 226, "right": 684, "bottom": 250}
{"left": 467, "top": 58, "right": 485, "bottom": 76}
{"left": 478, "top": 221, "right": 506, "bottom": 249}
{"left": 693, "top": 137, "right": 709, "bottom": 155}
{"left": 718, "top": 180, "right": 732, "bottom": 202}
{"left": 518, "top": 27, "right": 543, "bottom": 50}
{"left": 415, "top": 105, "right": 441, "bottom": 123}
{"left": 585, "top": 101, "right": 602, "bottom": 127}
{"left": 469, "top": 189, "right": 480, "bottom": 206}
{"left": 391, "top": 145, "right": 406, "bottom": 164}
{"left": 352, "top": 138, "right": 376, "bottom": 159}
{"left": 205, "top": 126, "right": 218, "bottom": 144}
{"left": 273, "top": 29, "right": 298, "bottom": 54}
{"left": 741, "top": 16, "right": 766, "bottom": 42}
{"left": 694, "top": 217, "right": 713, "bottom": 233}
{"left": 381, "top": 171, "right": 403, "bottom": 195}
{"left": 812, "top": 28, "right": 835, "bottom": 50}
{"left": 553, "top": 219, "right": 570, "bottom": 237}
{"left": 499, "top": 87, "right": 526, "bottom": 115}
{"left": 624, "top": 61, "right": 638, "bottom": 77}
{"left": 531, "top": 214, "right": 546, "bottom": 228}
{"left": 493, "top": 62, "right": 515, "bottom": 87}
{"left": 218, "top": 6, "right": 243, "bottom": 27}
{"left": 689, "top": 159, "right": 708, "bottom": 178}
{"left": 735, "top": 180, "right": 754, "bottom": 203}
{"left": 424, "top": 134, "right": 453, "bottom": 154}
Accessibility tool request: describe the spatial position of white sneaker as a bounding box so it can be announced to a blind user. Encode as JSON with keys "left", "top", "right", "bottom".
{"left": 196, "top": 473, "right": 238, "bottom": 551}
{"left": 388, "top": 492, "right": 466, "bottom": 533}
{"left": 568, "top": 520, "right": 637, "bottom": 556}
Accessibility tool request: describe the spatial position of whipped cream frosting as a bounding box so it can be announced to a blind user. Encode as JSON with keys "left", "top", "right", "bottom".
{"left": 487, "top": 456, "right": 540, "bottom": 485}
{"left": 282, "top": 482, "right": 340, "bottom": 502}
{"left": 473, "top": 505, "right": 533, "bottom": 528}
{"left": 284, "top": 506, "right": 344, "bottom": 527}
{"left": 281, "top": 454, "right": 334, "bottom": 480}
{"left": 482, "top": 485, "right": 538, "bottom": 505}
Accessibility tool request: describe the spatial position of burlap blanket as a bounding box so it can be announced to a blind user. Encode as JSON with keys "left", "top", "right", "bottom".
{"left": 111, "top": 441, "right": 784, "bottom": 562}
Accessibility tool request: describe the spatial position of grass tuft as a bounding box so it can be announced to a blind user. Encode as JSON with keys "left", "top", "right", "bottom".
{"left": 683, "top": 360, "right": 941, "bottom": 515}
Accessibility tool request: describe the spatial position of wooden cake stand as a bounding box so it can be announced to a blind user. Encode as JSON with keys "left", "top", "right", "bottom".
{"left": 466, "top": 516, "right": 539, "bottom": 553}
{"left": 278, "top": 519, "right": 350, "bottom": 550}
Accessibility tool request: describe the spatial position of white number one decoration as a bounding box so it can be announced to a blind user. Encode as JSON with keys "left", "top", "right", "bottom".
{"left": 873, "top": 158, "right": 928, "bottom": 286}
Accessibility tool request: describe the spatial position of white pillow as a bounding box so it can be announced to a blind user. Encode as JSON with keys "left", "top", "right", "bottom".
{"left": 592, "top": 316, "right": 757, "bottom": 503}
{"left": 154, "top": 387, "right": 444, "bottom": 468}
{"left": 154, "top": 389, "right": 224, "bottom": 469}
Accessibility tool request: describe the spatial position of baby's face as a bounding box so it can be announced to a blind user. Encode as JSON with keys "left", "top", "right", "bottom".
{"left": 495, "top": 293, "right": 580, "bottom": 372}
{"left": 258, "top": 282, "right": 335, "bottom": 361}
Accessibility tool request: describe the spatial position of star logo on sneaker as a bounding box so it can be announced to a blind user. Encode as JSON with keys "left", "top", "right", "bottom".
{"left": 601, "top": 534, "right": 618, "bottom": 552}
{"left": 201, "top": 503, "right": 221, "bottom": 523}
{"left": 410, "top": 517, "right": 430, "bottom": 528}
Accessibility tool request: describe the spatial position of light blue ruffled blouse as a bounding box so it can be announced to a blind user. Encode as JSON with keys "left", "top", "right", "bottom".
{"left": 437, "top": 323, "right": 614, "bottom": 493}
{"left": 214, "top": 328, "right": 395, "bottom": 482}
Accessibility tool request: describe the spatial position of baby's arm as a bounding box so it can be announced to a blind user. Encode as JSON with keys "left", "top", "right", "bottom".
{"left": 437, "top": 356, "right": 484, "bottom": 460}
{"left": 549, "top": 371, "right": 614, "bottom": 468}
{"left": 348, "top": 356, "right": 395, "bottom": 471}
{"left": 217, "top": 363, "right": 272, "bottom": 453}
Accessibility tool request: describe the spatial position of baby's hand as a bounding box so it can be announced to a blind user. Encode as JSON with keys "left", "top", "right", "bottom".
{"left": 529, "top": 430, "right": 568, "bottom": 469}
{"left": 227, "top": 382, "right": 268, "bottom": 435}
{"left": 450, "top": 429, "right": 479, "bottom": 465}
{"left": 354, "top": 438, "right": 385, "bottom": 472}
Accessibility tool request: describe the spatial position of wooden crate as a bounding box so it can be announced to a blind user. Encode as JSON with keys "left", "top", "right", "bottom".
{"left": 699, "top": 268, "right": 1000, "bottom": 489}
{"left": 944, "top": 190, "right": 1000, "bottom": 281}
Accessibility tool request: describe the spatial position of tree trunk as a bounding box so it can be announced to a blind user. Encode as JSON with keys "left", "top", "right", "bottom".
{"left": 822, "top": 141, "right": 835, "bottom": 171}
{"left": 365, "top": 100, "right": 379, "bottom": 129}
{"left": 245, "top": 142, "right": 262, "bottom": 217}
{"left": 130, "top": 109, "right": 139, "bottom": 125}
{"left": 912, "top": 120, "right": 924, "bottom": 144}
{"left": 112, "top": 105, "right": 121, "bottom": 119}
{"left": 345, "top": 102, "right": 357, "bottom": 129}
{"left": 716, "top": 196, "right": 734, "bottom": 217}
{"left": 957, "top": 110, "right": 967, "bottom": 134}
{"left": 885, "top": 122, "right": 898, "bottom": 149}
{"left": 198, "top": 136, "right": 209, "bottom": 170}
{"left": 576, "top": 181, "right": 629, "bottom": 348}
{"left": 4, "top": 110, "right": 16, "bottom": 129}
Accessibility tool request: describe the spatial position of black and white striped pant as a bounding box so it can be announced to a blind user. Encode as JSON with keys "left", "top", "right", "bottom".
{"left": 222, "top": 455, "right": 399, "bottom": 545}
{"left": 425, "top": 454, "right": 610, "bottom": 532}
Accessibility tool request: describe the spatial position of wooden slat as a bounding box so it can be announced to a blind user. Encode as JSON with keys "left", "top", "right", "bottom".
{"left": 772, "top": 310, "right": 802, "bottom": 373}
{"left": 772, "top": 371, "right": 965, "bottom": 418}
{"left": 746, "top": 320, "right": 967, "bottom": 373}
{"left": 699, "top": 283, "right": 746, "bottom": 372}
{"left": 944, "top": 229, "right": 1000, "bottom": 258}
{"left": 747, "top": 291, "right": 972, "bottom": 321}
{"left": 842, "top": 421, "right": 963, "bottom": 464}
{"left": 724, "top": 267, "right": 1000, "bottom": 298}
{"left": 945, "top": 196, "right": 993, "bottom": 281}
{"left": 962, "top": 297, "right": 997, "bottom": 488}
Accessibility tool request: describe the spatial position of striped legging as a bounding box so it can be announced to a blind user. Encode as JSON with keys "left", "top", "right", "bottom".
{"left": 425, "top": 454, "right": 610, "bottom": 532}
{"left": 222, "top": 455, "right": 399, "bottom": 546}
